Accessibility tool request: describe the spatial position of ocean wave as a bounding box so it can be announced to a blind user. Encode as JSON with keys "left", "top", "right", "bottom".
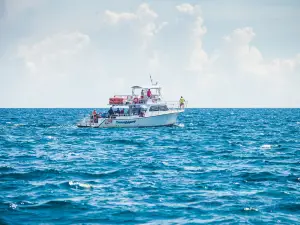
{"left": 0, "top": 166, "right": 15, "bottom": 172}
{"left": 243, "top": 207, "right": 258, "bottom": 212}
{"left": 1, "top": 108, "right": 300, "bottom": 224}
{"left": 277, "top": 203, "right": 300, "bottom": 212}
{"left": 104, "top": 139, "right": 146, "bottom": 147}
{"left": 239, "top": 171, "right": 280, "bottom": 182}
{"left": 21, "top": 200, "right": 89, "bottom": 210}
{"left": 0, "top": 169, "right": 60, "bottom": 180}
{"left": 260, "top": 144, "right": 272, "bottom": 149}
{"left": 9, "top": 203, "right": 18, "bottom": 210}
{"left": 174, "top": 123, "right": 185, "bottom": 128}
{"left": 68, "top": 181, "right": 93, "bottom": 189}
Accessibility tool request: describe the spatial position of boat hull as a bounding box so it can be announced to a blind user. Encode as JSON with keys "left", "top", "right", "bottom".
{"left": 77, "top": 111, "right": 181, "bottom": 128}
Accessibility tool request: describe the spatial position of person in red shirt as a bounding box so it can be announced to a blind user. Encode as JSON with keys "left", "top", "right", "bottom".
{"left": 147, "top": 89, "right": 152, "bottom": 98}
{"left": 92, "top": 109, "right": 98, "bottom": 123}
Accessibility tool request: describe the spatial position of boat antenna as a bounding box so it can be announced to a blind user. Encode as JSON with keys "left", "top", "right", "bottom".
{"left": 149, "top": 74, "right": 153, "bottom": 85}
{"left": 149, "top": 74, "right": 158, "bottom": 86}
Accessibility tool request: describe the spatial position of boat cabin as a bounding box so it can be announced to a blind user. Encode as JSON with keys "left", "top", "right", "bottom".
{"left": 107, "top": 103, "right": 169, "bottom": 117}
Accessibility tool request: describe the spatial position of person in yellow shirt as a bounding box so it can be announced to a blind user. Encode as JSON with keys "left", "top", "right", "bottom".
{"left": 179, "top": 96, "right": 185, "bottom": 109}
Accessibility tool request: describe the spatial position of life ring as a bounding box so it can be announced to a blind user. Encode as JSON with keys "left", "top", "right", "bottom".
{"left": 133, "top": 97, "right": 139, "bottom": 104}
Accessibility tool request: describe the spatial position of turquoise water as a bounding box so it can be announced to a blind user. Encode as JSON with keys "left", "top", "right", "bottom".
{"left": 0, "top": 108, "right": 300, "bottom": 224}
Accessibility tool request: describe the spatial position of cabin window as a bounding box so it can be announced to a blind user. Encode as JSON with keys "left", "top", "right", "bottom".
{"left": 159, "top": 105, "right": 168, "bottom": 111}
{"left": 149, "top": 106, "right": 159, "bottom": 111}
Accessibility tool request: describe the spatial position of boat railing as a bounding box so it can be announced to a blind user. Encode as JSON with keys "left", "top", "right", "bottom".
{"left": 165, "top": 101, "right": 188, "bottom": 110}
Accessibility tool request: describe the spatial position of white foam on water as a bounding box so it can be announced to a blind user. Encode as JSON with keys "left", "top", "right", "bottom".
{"left": 183, "top": 166, "right": 201, "bottom": 171}
{"left": 261, "top": 144, "right": 272, "bottom": 149}
{"left": 174, "top": 123, "right": 184, "bottom": 128}
{"left": 69, "top": 181, "right": 92, "bottom": 189}
{"left": 46, "top": 136, "right": 57, "bottom": 140}
{"left": 162, "top": 161, "right": 169, "bottom": 166}
{"left": 244, "top": 207, "right": 258, "bottom": 211}
{"left": 14, "top": 124, "right": 25, "bottom": 127}
{"left": 9, "top": 203, "right": 17, "bottom": 209}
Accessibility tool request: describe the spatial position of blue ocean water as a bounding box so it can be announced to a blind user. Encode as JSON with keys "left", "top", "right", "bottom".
{"left": 0, "top": 108, "right": 300, "bottom": 224}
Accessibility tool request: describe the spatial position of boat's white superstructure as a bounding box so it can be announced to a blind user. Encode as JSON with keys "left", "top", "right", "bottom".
{"left": 77, "top": 84, "right": 186, "bottom": 128}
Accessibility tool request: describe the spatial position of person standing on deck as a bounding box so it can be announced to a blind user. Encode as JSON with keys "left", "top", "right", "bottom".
{"left": 179, "top": 96, "right": 185, "bottom": 109}
{"left": 92, "top": 109, "right": 98, "bottom": 123}
{"left": 108, "top": 107, "right": 114, "bottom": 118}
{"left": 141, "top": 89, "right": 145, "bottom": 98}
{"left": 141, "top": 89, "right": 145, "bottom": 103}
{"left": 147, "top": 89, "right": 152, "bottom": 98}
{"left": 116, "top": 108, "right": 120, "bottom": 116}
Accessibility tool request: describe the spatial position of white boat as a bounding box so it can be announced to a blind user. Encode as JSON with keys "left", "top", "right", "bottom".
{"left": 77, "top": 83, "right": 186, "bottom": 128}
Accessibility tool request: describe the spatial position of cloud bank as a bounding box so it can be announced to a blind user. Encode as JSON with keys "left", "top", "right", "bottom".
{"left": 0, "top": 1, "right": 299, "bottom": 107}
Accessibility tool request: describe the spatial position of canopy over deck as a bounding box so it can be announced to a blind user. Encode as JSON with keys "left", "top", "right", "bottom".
{"left": 131, "top": 85, "right": 162, "bottom": 97}
{"left": 131, "top": 85, "right": 161, "bottom": 90}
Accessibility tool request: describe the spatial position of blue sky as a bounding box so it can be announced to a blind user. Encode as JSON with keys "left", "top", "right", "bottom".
{"left": 0, "top": 0, "right": 299, "bottom": 107}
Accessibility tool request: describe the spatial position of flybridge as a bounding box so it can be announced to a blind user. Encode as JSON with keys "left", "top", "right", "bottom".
{"left": 109, "top": 85, "right": 162, "bottom": 105}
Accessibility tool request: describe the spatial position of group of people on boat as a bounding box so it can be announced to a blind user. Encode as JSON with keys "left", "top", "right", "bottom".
{"left": 140, "top": 89, "right": 152, "bottom": 98}
{"left": 138, "top": 89, "right": 152, "bottom": 104}
{"left": 108, "top": 107, "right": 125, "bottom": 116}
{"left": 90, "top": 95, "right": 185, "bottom": 123}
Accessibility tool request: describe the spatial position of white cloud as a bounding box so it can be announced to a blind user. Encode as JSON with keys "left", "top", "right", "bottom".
{"left": 104, "top": 3, "right": 158, "bottom": 26}
{"left": 104, "top": 10, "right": 137, "bottom": 24}
{"left": 221, "top": 27, "right": 300, "bottom": 75}
{"left": 1, "top": 1, "right": 300, "bottom": 107}
{"left": 137, "top": 3, "right": 158, "bottom": 20}
{"left": 103, "top": 3, "right": 166, "bottom": 41}
{"left": 188, "top": 16, "right": 209, "bottom": 72}
{"left": 18, "top": 31, "right": 90, "bottom": 74}
{"left": 185, "top": 25, "right": 300, "bottom": 107}
{"left": 176, "top": 4, "right": 209, "bottom": 72}
{"left": 103, "top": 4, "right": 167, "bottom": 71}
{"left": 176, "top": 3, "right": 196, "bottom": 15}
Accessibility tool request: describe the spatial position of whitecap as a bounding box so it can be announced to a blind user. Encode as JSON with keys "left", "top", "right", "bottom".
{"left": 174, "top": 123, "right": 184, "bottom": 128}
{"left": 261, "top": 144, "right": 272, "bottom": 149}
{"left": 9, "top": 203, "right": 17, "bottom": 209}
{"left": 69, "top": 181, "right": 92, "bottom": 189}
{"left": 162, "top": 161, "right": 169, "bottom": 166}
{"left": 183, "top": 166, "right": 201, "bottom": 171}
{"left": 14, "top": 124, "right": 25, "bottom": 127}
{"left": 244, "top": 207, "right": 258, "bottom": 211}
{"left": 46, "top": 136, "right": 57, "bottom": 140}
